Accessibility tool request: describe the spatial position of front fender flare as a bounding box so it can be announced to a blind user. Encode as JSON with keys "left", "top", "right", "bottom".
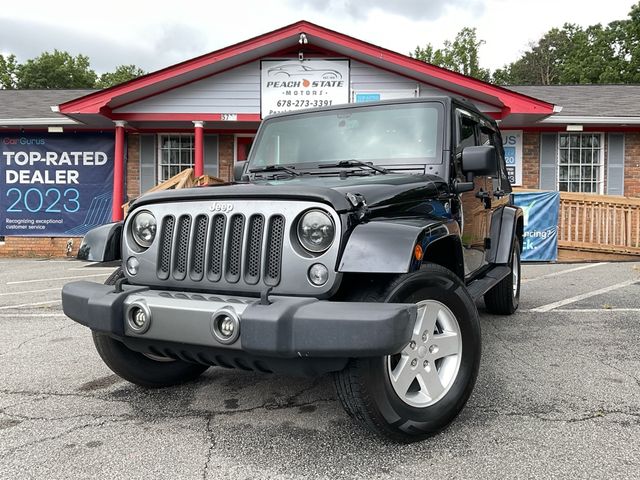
{"left": 338, "top": 218, "right": 460, "bottom": 273}
{"left": 76, "top": 222, "right": 122, "bottom": 262}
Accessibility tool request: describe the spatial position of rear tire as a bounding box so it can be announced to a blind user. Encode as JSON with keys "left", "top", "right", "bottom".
{"left": 484, "top": 240, "right": 521, "bottom": 315}
{"left": 91, "top": 268, "right": 208, "bottom": 388}
{"left": 333, "top": 264, "right": 481, "bottom": 442}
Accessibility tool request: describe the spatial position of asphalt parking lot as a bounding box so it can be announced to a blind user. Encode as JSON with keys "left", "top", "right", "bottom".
{"left": 1, "top": 259, "right": 639, "bottom": 479}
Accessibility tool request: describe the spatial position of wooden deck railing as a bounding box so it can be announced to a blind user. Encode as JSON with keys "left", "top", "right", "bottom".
{"left": 558, "top": 192, "right": 640, "bottom": 255}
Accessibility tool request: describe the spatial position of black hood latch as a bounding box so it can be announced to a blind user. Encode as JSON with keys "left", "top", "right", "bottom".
{"left": 346, "top": 192, "right": 369, "bottom": 221}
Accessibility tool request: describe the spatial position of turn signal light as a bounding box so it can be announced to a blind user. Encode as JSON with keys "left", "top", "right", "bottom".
{"left": 414, "top": 244, "right": 424, "bottom": 261}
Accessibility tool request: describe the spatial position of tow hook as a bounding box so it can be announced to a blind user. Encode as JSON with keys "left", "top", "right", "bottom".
{"left": 260, "top": 286, "right": 273, "bottom": 305}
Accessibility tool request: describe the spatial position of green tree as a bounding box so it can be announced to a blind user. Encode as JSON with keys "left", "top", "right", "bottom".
{"left": 412, "top": 28, "right": 490, "bottom": 81}
{"left": 491, "top": 27, "right": 575, "bottom": 85}
{"left": 606, "top": 3, "right": 640, "bottom": 83}
{"left": 0, "top": 54, "right": 19, "bottom": 89}
{"left": 97, "top": 64, "right": 146, "bottom": 88}
{"left": 17, "top": 50, "right": 96, "bottom": 89}
{"left": 492, "top": 3, "right": 640, "bottom": 85}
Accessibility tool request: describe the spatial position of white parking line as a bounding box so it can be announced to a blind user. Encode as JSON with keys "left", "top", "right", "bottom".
{"left": 530, "top": 279, "right": 639, "bottom": 312}
{"left": 0, "top": 313, "right": 67, "bottom": 318}
{"left": 0, "top": 300, "right": 61, "bottom": 310}
{"left": 67, "top": 267, "right": 115, "bottom": 271}
{"left": 0, "top": 287, "right": 60, "bottom": 297}
{"left": 6, "top": 273, "right": 109, "bottom": 285}
{"left": 31, "top": 260, "right": 75, "bottom": 263}
{"left": 550, "top": 308, "right": 640, "bottom": 313}
{"left": 522, "top": 263, "right": 607, "bottom": 283}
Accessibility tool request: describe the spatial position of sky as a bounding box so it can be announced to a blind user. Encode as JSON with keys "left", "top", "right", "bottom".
{"left": 0, "top": 0, "right": 637, "bottom": 75}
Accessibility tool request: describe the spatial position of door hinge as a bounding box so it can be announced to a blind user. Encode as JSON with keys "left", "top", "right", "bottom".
{"left": 475, "top": 189, "right": 492, "bottom": 209}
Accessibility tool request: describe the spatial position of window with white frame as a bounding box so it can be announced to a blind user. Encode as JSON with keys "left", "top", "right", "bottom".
{"left": 158, "top": 134, "right": 194, "bottom": 182}
{"left": 558, "top": 133, "right": 604, "bottom": 193}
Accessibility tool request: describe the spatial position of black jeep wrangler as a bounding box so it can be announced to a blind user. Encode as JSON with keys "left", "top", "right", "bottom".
{"left": 62, "top": 97, "right": 523, "bottom": 442}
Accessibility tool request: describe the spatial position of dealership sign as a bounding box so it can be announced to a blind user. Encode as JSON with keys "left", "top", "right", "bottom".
{"left": 261, "top": 59, "right": 350, "bottom": 117}
{"left": 1, "top": 133, "right": 114, "bottom": 237}
{"left": 501, "top": 130, "right": 523, "bottom": 186}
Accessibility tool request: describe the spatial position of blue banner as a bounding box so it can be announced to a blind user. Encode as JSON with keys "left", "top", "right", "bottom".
{"left": 1, "top": 133, "right": 114, "bottom": 237}
{"left": 512, "top": 191, "right": 560, "bottom": 262}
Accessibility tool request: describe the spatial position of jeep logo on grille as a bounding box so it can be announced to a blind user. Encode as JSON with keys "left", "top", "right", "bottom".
{"left": 209, "top": 202, "right": 234, "bottom": 212}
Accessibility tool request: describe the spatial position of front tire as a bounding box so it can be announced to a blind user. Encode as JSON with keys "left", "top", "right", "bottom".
{"left": 333, "top": 264, "right": 481, "bottom": 442}
{"left": 92, "top": 268, "right": 208, "bottom": 388}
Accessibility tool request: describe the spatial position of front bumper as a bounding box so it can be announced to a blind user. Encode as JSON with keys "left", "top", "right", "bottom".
{"left": 62, "top": 281, "right": 416, "bottom": 360}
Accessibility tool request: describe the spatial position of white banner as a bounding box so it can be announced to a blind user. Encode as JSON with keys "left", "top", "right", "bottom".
{"left": 260, "top": 59, "right": 350, "bottom": 118}
{"left": 501, "top": 130, "right": 523, "bottom": 186}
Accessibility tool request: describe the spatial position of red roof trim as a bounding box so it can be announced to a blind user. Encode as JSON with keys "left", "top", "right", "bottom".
{"left": 59, "top": 22, "right": 310, "bottom": 114}
{"left": 59, "top": 20, "right": 554, "bottom": 116}
{"left": 112, "top": 113, "right": 262, "bottom": 122}
{"left": 299, "top": 23, "right": 553, "bottom": 115}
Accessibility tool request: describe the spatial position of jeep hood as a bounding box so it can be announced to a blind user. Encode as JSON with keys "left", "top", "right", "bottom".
{"left": 129, "top": 173, "right": 447, "bottom": 213}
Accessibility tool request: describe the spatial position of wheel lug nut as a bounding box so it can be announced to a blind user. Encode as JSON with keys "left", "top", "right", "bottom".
{"left": 429, "top": 345, "right": 439, "bottom": 354}
{"left": 411, "top": 359, "right": 417, "bottom": 367}
{"left": 422, "top": 331, "right": 428, "bottom": 341}
{"left": 409, "top": 341, "right": 416, "bottom": 349}
{"left": 423, "top": 360, "right": 430, "bottom": 371}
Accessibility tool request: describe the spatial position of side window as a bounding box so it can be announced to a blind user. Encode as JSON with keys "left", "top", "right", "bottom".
{"left": 485, "top": 126, "right": 511, "bottom": 191}
{"left": 481, "top": 125, "right": 501, "bottom": 172}
{"left": 454, "top": 111, "right": 479, "bottom": 179}
{"left": 479, "top": 128, "right": 491, "bottom": 146}
{"left": 457, "top": 114, "right": 478, "bottom": 152}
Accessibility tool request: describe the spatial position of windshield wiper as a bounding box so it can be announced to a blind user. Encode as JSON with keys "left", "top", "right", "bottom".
{"left": 318, "top": 159, "right": 388, "bottom": 174}
{"left": 249, "top": 165, "right": 300, "bottom": 177}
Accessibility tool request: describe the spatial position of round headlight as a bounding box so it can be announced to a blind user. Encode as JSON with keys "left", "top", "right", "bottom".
{"left": 131, "top": 211, "right": 157, "bottom": 248}
{"left": 297, "top": 209, "right": 335, "bottom": 253}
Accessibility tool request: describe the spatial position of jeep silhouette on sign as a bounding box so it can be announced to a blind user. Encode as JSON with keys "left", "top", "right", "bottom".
{"left": 267, "top": 63, "right": 343, "bottom": 79}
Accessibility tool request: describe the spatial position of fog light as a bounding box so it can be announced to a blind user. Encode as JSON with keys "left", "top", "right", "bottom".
{"left": 132, "top": 308, "right": 147, "bottom": 328}
{"left": 126, "top": 302, "right": 151, "bottom": 334}
{"left": 220, "top": 316, "right": 235, "bottom": 337}
{"left": 126, "top": 256, "right": 139, "bottom": 275}
{"left": 211, "top": 307, "right": 240, "bottom": 345}
{"left": 308, "top": 263, "right": 329, "bottom": 286}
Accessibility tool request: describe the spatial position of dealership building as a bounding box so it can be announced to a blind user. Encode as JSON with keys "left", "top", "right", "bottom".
{"left": 2, "top": 20, "right": 640, "bottom": 257}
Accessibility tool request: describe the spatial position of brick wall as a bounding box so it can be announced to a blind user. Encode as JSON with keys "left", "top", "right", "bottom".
{"left": 126, "top": 134, "right": 140, "bottom": 201}
{"left": 218, "top": 135, "right": 234, "bottom": 182}
{"left": 521, "top": 132, "right": 540, "bottom": 189}
{"left": 0, "top": 236, "right": 81, "bottom": 258}
{"left": 624, "top": 133, "right": 640, "bottom": 197}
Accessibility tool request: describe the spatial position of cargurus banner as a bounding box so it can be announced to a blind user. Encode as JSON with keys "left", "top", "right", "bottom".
{"left": 1, "top": 133, "right": 114, "bottom": 237}
{"left": 511, "top": 191, "right": 560, "bottom": 262}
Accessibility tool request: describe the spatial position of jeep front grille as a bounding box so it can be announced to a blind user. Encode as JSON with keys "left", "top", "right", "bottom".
{"left": 157, "top": 213, "right": 285, "bottom": 287}
{"left": 264, "top": 215, "right": 285, "bottom": 285}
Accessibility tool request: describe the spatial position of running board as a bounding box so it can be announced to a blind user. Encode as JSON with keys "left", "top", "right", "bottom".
{"left": 466, "top": 265, "right": 511, "bottom": 300}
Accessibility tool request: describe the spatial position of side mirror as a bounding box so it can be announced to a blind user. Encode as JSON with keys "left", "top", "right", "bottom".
{"left": 233, "top": 162, "right": 247, "bottom": 182}
{"left": 461, "top": 146, "right": 497, "bottom": 181}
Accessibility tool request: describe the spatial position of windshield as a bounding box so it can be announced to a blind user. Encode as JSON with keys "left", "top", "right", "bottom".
{"left": 248, "top": 102, "right": 444, "bottom": 170}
